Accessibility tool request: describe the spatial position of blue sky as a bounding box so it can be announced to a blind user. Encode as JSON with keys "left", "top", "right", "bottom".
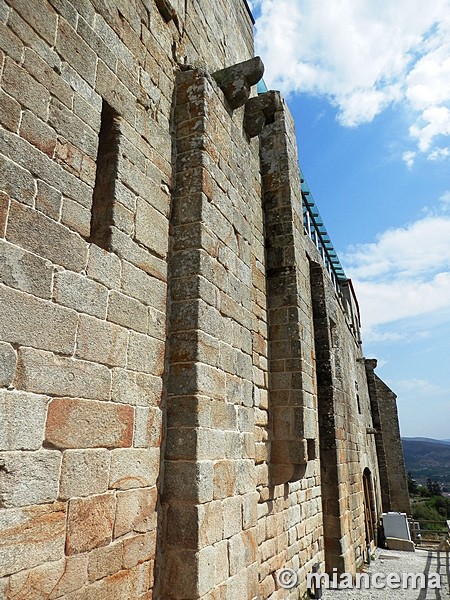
{"left": 250, "top": 0, "right": 450, "bottom": 439}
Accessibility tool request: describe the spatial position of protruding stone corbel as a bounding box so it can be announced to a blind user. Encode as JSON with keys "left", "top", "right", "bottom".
{"left": 244, "top": 91, "right": 282, "bottom": 137}
{"left": 212, "top": 56, "right": 264, "bottom": 110}
{"left": 270, "top": 439, "right": 308, "bottom": 485}
{"left": 365, "top": 358, "right": 378, "bottom": 371}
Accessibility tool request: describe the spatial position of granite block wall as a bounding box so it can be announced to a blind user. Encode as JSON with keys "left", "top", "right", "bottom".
{"left": 0, "top": 1, "right": 409, "bottom": 598}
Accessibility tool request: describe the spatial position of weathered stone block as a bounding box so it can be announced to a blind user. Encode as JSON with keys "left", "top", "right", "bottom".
{"left": 49, "top": 98, "right": 98, "bottom": 159}
{"left": 108, "top": 290, "right": 148, "bottom": 333}
{"left": 7, "top": 9, "right": 58, "bottom": 68}
{"left": 127, "top": 331, "right": 165, "bottom": 376}
{"left": 213, "top": 460, "right": 237, "bottom": 499}
{"left": 96, "top": 60, "right": 136, "bottom": 124}
{"left": 111, "top": 368, "right": 162, "bottom": 407}
{"left": 87, "top": 540, "right": 124, "bottom": 584}
{"left": 0, "top": 342, "right": 16, "bottom": 388}
{"left": 164, "top": 460, "right": 214, "bottom": 503}
{"left": 122, "top": 532, "right": 156, "bottom": 569}
{"left": 135, "top": 198, "right": 169, "bottom": 259}
{"left": 0, "top": 192, "right": 9, "bottom": 238}
{"left": 114, "top": 487, "right": 157, "bottom": 538}
{"left": 61, "top": 197, "right": 92, "bottom": 238}
{"left": 0, "top": 88, "right": 21, "bottom": 132}
{"left": 35, "top": 179, "right": 62, "bottom": 220}
{"left": 228, "top": 530, "right": 257, "bottom": 575}
{"left": 122, "top": 259, "right": 167, "bottom": 308}
{"left": 23, "top": 47, "right": 74, "bottom": 109}
{"left": 0, "top": 154, "right": 36, "bottom": 206}
{"left": 45, "top": 397, "right": 134, "bottom": 449}
{"left": 77, "top": 16, "right": 116, "bottom": 72}
{"left": 134, "top": 406, "right": 163, "bottom": 447}
{"left": 0, "top": 502, "right": 66, "bottom": 577}
{"left": 66, "top": 493, "right": 116, "bottom": 555}
{"left": 244, "top": 91, "right": 282, "bottom": 137}
{"left": 54, "top": 270, "right": 108, "bottom": 319}
{"left": 168, "top": 362, "right": 226, "bottom": 400}
{"left": 0, "top": 238, "right": 53, "bottom": 299}
{"left": 165, "top": 427, "right": 224, "bottom": 461}
{"left": 87, "top": 244, "right": 121, "bottom": 289}
{"left": 110, "top": 227, "right": 167, "bottom": 282}
{"left": 167, "top": 501, "right": 223, "bottom": 549}
{"left": 6, "top": 200, "right": 88, "bottom": 271}
{"left": 5, "top": 554, "right": 88, "bottom": 599}
{"left": 109, "top": 448, "right": 160, "bottom": 490}
{"left": 0, "top": 284, "right": 78, "bottom": 354}
{"left": 0, "top": 128, "right": 92, "bottom": 209}
{"left": 2, "top": 57, "right": 50, "bottom": 119}
{"left": 0, "top": 450, "right": 61, "bottom": 508}
{"left": 59, "top": 449, "right": 110, "bottom": 499}
{"left": 15, "top": 347, "right": 111, "bottom": 400}
{"left": 242, "top": 492, "right": 258, "bottom": 529}
{"left": 56, "top": 18, "right": 97, "bottom": 86}
{"left": 0, "top": 20, "right": 23, "bottom": 62}
{"left": 170, "top": 330, "right": 220, "bottom": 367}
{"left": 19, "top": 110, "right": 57, "bottom": 157}
{"left": 8, "top": 0, "right": 57, "bottom": 45}
{"left": 76, "top": 314, "right": 128, "bottom": 367}
{"left": 0, "top": 389, "right": 48, "bottom": 450}
{"left": 223, "top": 495, "right": 242, "bottom": 539}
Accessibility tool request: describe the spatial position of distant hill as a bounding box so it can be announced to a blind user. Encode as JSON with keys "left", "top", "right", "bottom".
{"left": 403, "top": 437, "right": 450, "bottom": 446}
{"left": 402, "top": 438, "right": 450, "bottom": 488}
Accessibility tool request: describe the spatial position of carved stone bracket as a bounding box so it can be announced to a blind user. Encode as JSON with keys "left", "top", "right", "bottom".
{"left": 244, "top": 91, "right": 282, "bottom": 137}
{"left": 212, "top": 56, "right": 264, "bottom": 109}
{"left": 270, "top": 440, "right": 308, "bottom": 485}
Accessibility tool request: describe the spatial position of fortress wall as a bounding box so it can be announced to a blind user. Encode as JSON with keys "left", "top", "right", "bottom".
{"left": 365, "top": 363, "right": 411, "bottom": 515}
{"left": 0, "top": 0, "right": 253, "bottom": 597}
{"left": 256, "top": 97, "right": 324, "bottom": 599}
{"left": 0, "top": 1, "right": 408, "bottom": 598}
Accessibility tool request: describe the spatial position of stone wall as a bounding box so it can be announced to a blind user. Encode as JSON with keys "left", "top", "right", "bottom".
{"left": 365, "top": 360, "right": 411, "bottom": 515}
{"left": 0, "top": 0, "right": 409, "bottom": 598}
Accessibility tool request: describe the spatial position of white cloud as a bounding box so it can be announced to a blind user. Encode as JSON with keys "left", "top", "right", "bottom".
{"left": 341, "top": 214, "right": 450, "bottom": 335}
{"left": 402, "top": 150, "right": 416, "bottom": 169}
{"left": 440, "top": 190, "right": 450, "bottom": 206}
{"left": 409, "top": 106, "right": 450, "bottom": 151}
{"left": 255, "top": 0, "right": 450, "bottom": 160}
{"left": 343, "top": 216, "right": 450, "bottom": 278}
{"left": 427, "top": 147, "right": 450, "bottom": 161}
{"left": 392, "top": 378, "right": 443, "bottom": 394}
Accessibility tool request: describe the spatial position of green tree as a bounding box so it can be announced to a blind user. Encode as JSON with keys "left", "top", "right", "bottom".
{"left": 412, "top": 504, "right": 444, "bottom": 532}
{"left": 407, "top": 471, "right": 418, "bottom": 495}
{"left": 431, "top": 481, "right": 442, "bottom": 495}
{"left": 428, "top": 495, "right": 450, "bottom": 518}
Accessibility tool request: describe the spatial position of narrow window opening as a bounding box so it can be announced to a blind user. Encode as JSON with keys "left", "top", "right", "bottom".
{"left": 355, "top": 381, "right": 361, "bottom": 414}
{"left": 307, "top": 438, "right": 316, "bottom": 460}
{"left": 89, "top": 101, "right": 120, "bottom": 250}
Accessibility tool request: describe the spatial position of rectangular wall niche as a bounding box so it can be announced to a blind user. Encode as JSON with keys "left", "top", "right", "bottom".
{"left": 89, "top": 100, "right": 121, "bottom": 250}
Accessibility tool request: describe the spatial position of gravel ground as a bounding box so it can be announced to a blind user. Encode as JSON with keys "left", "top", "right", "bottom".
{"left": 321, "top": 548, "right": 450, "bottom": 599}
